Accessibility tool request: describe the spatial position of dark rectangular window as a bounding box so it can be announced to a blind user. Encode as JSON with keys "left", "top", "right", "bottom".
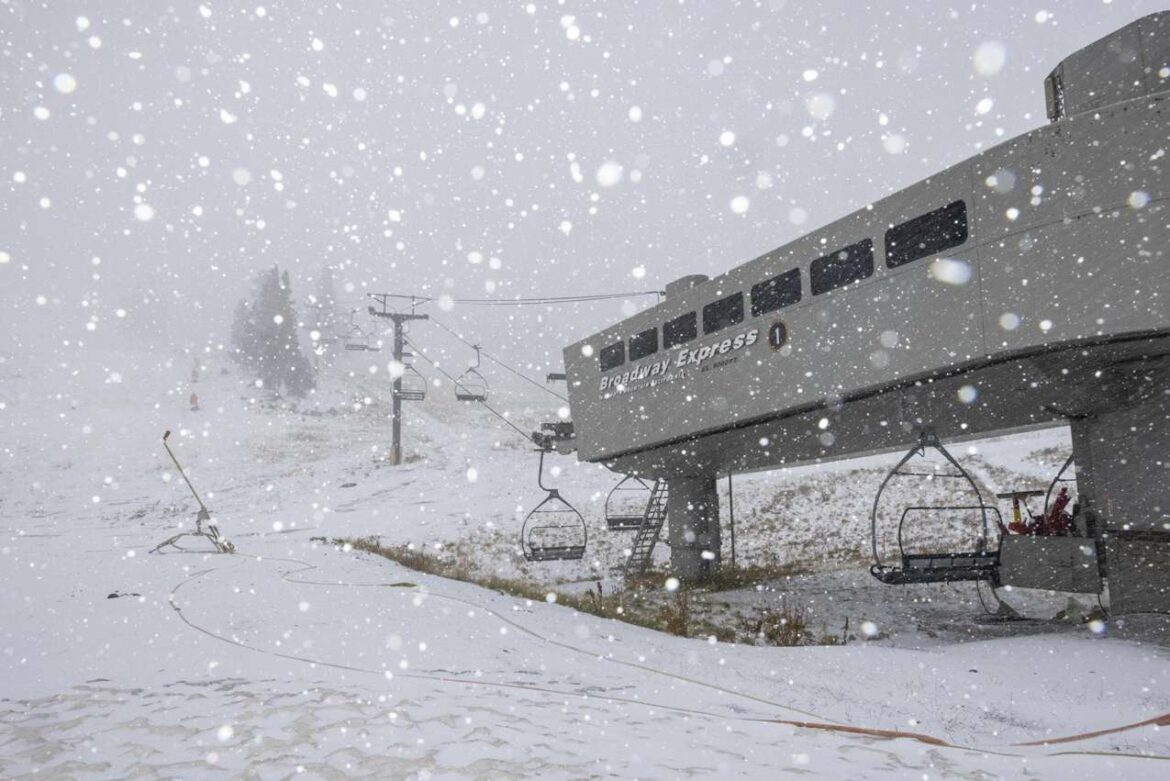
{"left": 599, "top": 341, "right": 625, "bottom": 371}
{"left": 663, "top": 312, "right": 697, "bottom": 349}
{"left": 750, "top": 268, "right": 802, "bottom": 316}
{"left": 628, "top": 327, "right": 658, "bottom": 361}
{"left": 703, "top": 292, "right": 744, "bottom": 335}
{"left": 810, "top": 239, "right": 874, "bottom": 296}
{"left": 885, "top": 200, "right": 968, "bottom": 268}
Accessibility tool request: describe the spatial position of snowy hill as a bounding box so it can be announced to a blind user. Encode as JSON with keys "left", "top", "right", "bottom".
{"left": 3, "top": 343, "right": 1170, "bottom": 778}
{"left": 5, "top": 3, "right": 1170, "bottom": 773}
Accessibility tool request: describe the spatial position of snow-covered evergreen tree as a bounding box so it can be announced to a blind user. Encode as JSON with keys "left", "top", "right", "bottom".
{"left": 230, "top": 266, "right": 315, "bottom": 397}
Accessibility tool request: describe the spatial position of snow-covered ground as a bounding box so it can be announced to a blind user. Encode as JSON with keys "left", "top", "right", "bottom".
{"left": 3, "top": 345, "right": 1170, "bottom": 779}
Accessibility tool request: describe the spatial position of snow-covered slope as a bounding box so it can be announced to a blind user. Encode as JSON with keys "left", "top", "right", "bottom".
{"left": 3, "top": 345, "right": 1169, "bottom": 778}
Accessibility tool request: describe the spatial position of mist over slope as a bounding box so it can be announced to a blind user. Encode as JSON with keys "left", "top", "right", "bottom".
{"left": 4, "top": 1, "right": 1162, "bottom": 363}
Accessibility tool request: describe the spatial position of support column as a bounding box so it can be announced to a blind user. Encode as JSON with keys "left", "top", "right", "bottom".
{"left": 1067, "top": 418, "right": 1101, "bottom": 538}
{"left": 1070, "top": 387, "right": 1170, "bottom": 613}
{"left": 389, "top": 320, "right": 404, "bottom": 465}
{"left": 1070, "top": 390, "right": 1169, "bottom": 534}
{"left": 367, "top": 296, "right": 427, "bottom": 466}
{"left": 667, "top": 476, "right": 721, "bottom": 581}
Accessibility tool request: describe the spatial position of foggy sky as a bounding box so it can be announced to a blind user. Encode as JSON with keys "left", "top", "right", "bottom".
{"left": 1, "top": 0, "right": 1163, "bottom": 372}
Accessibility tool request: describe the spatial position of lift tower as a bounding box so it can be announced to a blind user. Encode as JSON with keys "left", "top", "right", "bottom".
{"left": 368, "top": 294, "right": 428, "bottom": 465}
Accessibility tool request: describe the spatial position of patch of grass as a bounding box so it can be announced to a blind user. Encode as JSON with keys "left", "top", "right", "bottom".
{"left": 323, "top": 535, "right": 733, "bottom": 642}
{"left": 740, "top": 600, "right": 812, "bottom": 647}
{"left": 658, "top": 591, "right": 691, "bottom": 637}
{"left": 630, "top": 558, "right": 873, "bottom": 604}
{"left": 687, "top": 562, "right": 815, "bottom": 593}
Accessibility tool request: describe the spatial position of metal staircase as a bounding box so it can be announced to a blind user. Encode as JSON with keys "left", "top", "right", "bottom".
{"left": 623, "top": 480, "right": 668, "bottom": 577}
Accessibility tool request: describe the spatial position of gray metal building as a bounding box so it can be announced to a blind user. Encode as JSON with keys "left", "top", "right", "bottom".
{"left": 563, "top": 13, "right": 1170, "bottom": 609}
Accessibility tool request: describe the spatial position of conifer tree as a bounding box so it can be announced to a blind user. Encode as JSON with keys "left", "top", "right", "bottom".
{"left": 230, "top": 266, "right": 316, "bottom": 397}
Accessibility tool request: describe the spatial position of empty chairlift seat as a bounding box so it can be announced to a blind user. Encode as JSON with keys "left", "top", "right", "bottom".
{"left": 454, "top": 346, "right": 489, "bottom": 402}
{"left": 343, "top": 310, "right": 381, "bottom": 352}
{"left": 869, "top": 433, "right": 1003, "bottom": 586}
{"left": 523, "top": 491, "right": 588, "bottom": 561}
{"left": 344, "top": 326, "right": 380, "bottom": 352}
{"left": 605, "top": 475, "right": 654, "bottom": 531}
{"left": 873, "top": 509, "right": 1002, "bottom": 585}
{"left": 521, "top": 450, "right": 587, "bottom": 562}
{"left": 395, "top": 364, "right": 427, "bottom": 401}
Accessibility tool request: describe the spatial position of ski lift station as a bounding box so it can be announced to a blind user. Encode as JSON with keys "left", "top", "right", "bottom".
{"left": 562, "top": 15, "right": 1170, "bottom": 612}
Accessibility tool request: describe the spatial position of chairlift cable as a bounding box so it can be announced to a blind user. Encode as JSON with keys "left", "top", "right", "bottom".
{"left": 427, "top": 316, "right": 569, "bottom": 403}
{"left": 403, "top": 336, "right": 534, "bottom": 443}
{"left": 364, "top": 294, "right": 571, "bottom": 403}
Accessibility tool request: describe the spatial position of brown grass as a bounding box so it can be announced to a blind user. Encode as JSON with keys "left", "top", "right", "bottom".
{"left": 740, "top": 600, "right": 812, "bottom": 647}
{"left": 320, "top": 536, "right": 735, "bottom": 641}
{"left": 688, "top": 562, "right": 817, "bottom": 593}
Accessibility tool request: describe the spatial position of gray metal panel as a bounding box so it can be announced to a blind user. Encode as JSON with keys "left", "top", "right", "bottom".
{"left": 969, "top": 99, "right": 1170, "bottom": 357}
{"left": 999, "top": 536, "right": 1102, "bottom": 593}
{"left": 1107, "top": 537, "right": 1170, "bottom": 613}
{"left": 602, "top": 355, "right": 1082, "bottom": 479}
{"left": 976, "top": 208, "right": 1170, "bottom": 357}
{"left": 1140, "top": 14, "right": 1170, "bottom": 98}
{"left": 973, "top": 93, "right": 1170, "bottom": 243}
{"left": 565, "top": 165, "right": 984, "bottom": 462}
{"left": 969, "top": 122, "right": 1082, "bottom": 242}
{"left": 1062, "top": 22, "right": 1145, "bottom": 118}
{"left": 1045, "top": 13, "right": 1170, "bottom": 122}
{"left": 1070, "top": 94, "right": 1170, "bottom": 205}
{"left": 1080, "top": 390, "right": 1170, "bottom": 534}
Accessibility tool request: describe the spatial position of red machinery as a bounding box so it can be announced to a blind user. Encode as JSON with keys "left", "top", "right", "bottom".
{"left": 997, "top": 487, "right": 1074, "bottom": 536}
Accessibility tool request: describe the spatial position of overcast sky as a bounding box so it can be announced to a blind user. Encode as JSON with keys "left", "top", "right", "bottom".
{"left": 1, "top": 0, "right": 1163, "bottom": 372}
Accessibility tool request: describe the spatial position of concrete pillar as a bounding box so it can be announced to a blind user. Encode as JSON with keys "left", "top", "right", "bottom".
{"left": 1067, "top": 418, "right": 1101, "bottom": 539}
{"left": 1070, "top": 387, "right": 1170, "bottom": 613}
{"left": 667, "top": 477, "right": 721, "bottom": 581}
{"left": 1070, "top": 390, "right": 1169, "bottom": 534}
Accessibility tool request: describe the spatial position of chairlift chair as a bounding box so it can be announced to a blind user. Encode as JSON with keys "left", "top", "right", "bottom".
{"left": 521, "top": 449, "right": 587, "bottom": 562}
{"left": 395, "top": 364, "right": 427, "bottom": 401}
{"left": 869, "top": 432, "right": 1002, "bottom": 585}
{"left": 605, "top": 475, "right": 655, "bottom": 530}
{"left": 343, "top": 326, "right": 372, "bottom": 351}
{"left": 454, "top": 345, "right": 489, "bottom": 402}
{"left": 343, "top": 310, "right": 381, "bottom": 352}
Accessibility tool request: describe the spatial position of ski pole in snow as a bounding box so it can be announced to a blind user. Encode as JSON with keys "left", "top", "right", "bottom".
{"left": 152, "top": 430, "right": 234, "bottom": 554}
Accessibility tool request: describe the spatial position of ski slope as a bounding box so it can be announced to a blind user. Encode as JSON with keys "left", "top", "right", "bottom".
{"left": 3, "top": 346, "right": 1170, "bottom": 778}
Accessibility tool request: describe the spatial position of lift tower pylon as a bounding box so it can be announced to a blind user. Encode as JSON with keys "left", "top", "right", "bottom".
{"left": 369, "top": 294, "right": 429, "bottom": 465}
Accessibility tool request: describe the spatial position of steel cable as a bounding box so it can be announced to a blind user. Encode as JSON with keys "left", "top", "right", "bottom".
{"left": 425, "top": 316, "right": 569, "bottom": 402}
{"left": 403, "top": 335, "right": 536, "bottom": 444}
